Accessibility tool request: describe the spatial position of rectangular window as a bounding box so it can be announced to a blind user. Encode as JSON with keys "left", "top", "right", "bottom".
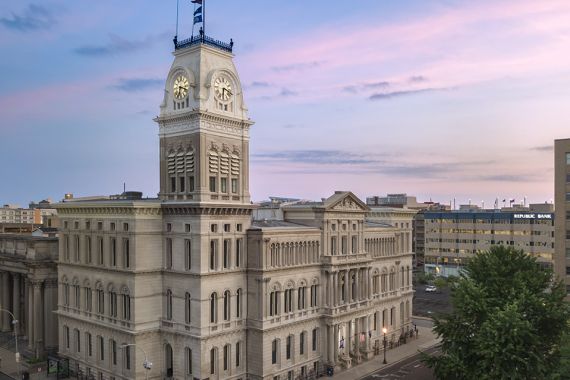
{"left": 286, "top": 336, "right": 292, "bottom": 359}
{"left": 331, "top": 236, "right": 337, "bottom": 255}
{"left": 223, "top": 345, "right": 229, "bottom": 371}
{"left": 567, "top": 192, "right": 570, "bottom": 202}
{"left": 188, "top": 176, "right": 195, "bottom": 192}
{"left": 186, "top": 348, "right": 192, "bottom": 375}
{"left": 124, "top": 239, "right": 130, "bottom": 268}
{"left": 166, "top": 238, "right": 173, "bottom": 269}
{"left": 272, "top": 340, "right": 279, "bottom": 364}
{"left": 98, "top": 237, "right": 104, "bottom": 265}
{"left": 111, "top": 340, "right": 117, "bottom": 365}
{"left": 341, "top": 236, "right": 348, "bottom": 255}
{"left": 566, "top": 152, "right": 570, "bottom": 164}
{"left": 352, "top": 235, "right": 358, "bottom": 253}
{"left": 180, "top": 177, "right": 185, "bottom": 192}
{"left": 64, "top": 326, "right": 70, "bottom": 349}
{"left": 185, "top": 223, "right": 191, "bottom": 232}
{"left": 237, "top": 223, "right": 242, "bottom": 232}
{"left": 224, "top": 223, "right": 231, "bottom": 232}
{"left": 210, "top": 240, "right": 217, "bottom": 270}
{"left": 236, "top": 238, "right": 242, "bottom": 268}
{"left": 221, "top": 178, "right": 228, "bottom": 193}
{"left": 236, "top": 342, "right": 240, "bottom": 367}
{"left": 300, "top": 332, "right": 305, "bottom": 355}
{"left": 566, "top": 266, "right": 570, "bottom": 275}
{"left": 123, "top": 223, "right": 129, "bottom": 231}
{"left": 99, "top": 336, "right": 105, "bottom": 360}
{"left": 231, "top": 178, "right": 238, "bottom": 193}
{"left": 86, "top": 221, "right": 91, "bottom": 230}
{"left": 171, "top": 177, "right": 176, "bottom": 192}
{"left": 223, "top": 239, "right": 231, "bottom": 269}
{"left": 110, "top": 222, "right": 115, "bottom": 231}
{"left": 110, "top": 238, "right": 116, "bottom": 266}
{"left": 87, "top": 333, "right": 92, "bottom": 356}
{"left": 209, "top": 176, "right": 217, "bottom": 192}
{"left": 312, "top": 329, "right": 317, "bottom": 351}
{"left": 97, "top": 221, "right": 103, "bottom": 231}
{"left": 185, "top": 239, "right": 192, "bottom": 270}
{"left": 125, "top": 345, "right": 131, "bottom": 370}
{"left": 86, "top": 236, "right": 92, "bottom": 264}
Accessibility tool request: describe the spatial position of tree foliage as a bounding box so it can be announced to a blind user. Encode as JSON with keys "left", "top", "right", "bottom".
{"left": 423, "top": 246, "right": 570, "bottom": 380}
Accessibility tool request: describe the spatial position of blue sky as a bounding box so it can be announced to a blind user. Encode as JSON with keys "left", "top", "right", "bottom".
{"left": 1, "top": 0, "right": 569, "bottom": 207}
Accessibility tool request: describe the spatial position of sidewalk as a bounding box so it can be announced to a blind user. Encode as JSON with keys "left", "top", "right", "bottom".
{"left": 0, "top": 346, "right": 19, "bottom": 379}
{"left": 331, "top": 325, "right": 439, "bottom": 380}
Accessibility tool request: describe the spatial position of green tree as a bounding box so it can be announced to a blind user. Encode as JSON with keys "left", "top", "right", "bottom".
{"left": 423, "top": 246, "right": 570, "bottom": 380}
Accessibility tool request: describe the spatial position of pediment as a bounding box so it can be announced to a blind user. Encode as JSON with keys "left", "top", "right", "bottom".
{"left": 324, "top": 191, "right": 369, "bottom": 212}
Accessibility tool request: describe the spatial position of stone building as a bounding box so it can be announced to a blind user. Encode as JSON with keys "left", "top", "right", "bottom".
{"left": 0, "top": 234, "right": 59, "bottom": 358}
{"left": 54, "top": 32, "right": 413, "bottom": 380}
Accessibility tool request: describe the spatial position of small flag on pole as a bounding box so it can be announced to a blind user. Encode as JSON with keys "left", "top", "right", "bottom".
{"left": 194, "top": 6, "right": 202, "bottom": 16}
{"left": 191, "top": 0, "right": 202, "bottom": 3}
{"left": 193, "top": 3, "right": 203, "bottom": 25}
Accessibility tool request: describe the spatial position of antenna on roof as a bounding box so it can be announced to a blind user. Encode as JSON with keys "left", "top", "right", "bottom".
{"left": 123, "top": 182, "right": 126, "bottom": 193}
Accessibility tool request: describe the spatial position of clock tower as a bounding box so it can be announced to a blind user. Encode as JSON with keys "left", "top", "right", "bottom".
{"left": 155, "top": 36, "right": 253, "bottom": 204}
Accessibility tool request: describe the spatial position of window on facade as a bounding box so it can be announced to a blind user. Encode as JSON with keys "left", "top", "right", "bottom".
{"left": 236, "top": 341, "right": 240, "bottom": 367}
{"left": 298, "top": 286, "right": 306, "bottom": 310}
{"left": 171, "top": 177, "right": 176, "bottom": 192}
{"left": 310, "top": 284, "right": 318, "bottom": 307}
{"left": 86, "top": 236, "right": 92, "bottom": 264}
{"left": 209, "top": 176, "right": 217, "bottom": 192}
{"left": 110, "top": 291, "right": 118, "bottom": 318}
{"left": 210, "top": 293, "right": 217, "bottom": 323}
{"left": 286, "top": 335, "right": 292, "bottom": 359}
{"left": 86, "top": 332, "right": 92, "bottom": 356}
{"left": 188, "top": 176, "right": 195, "bottom": 192}
{"left": 86, "top": 221, "right": 91, "bottom": 230}
{"left": 235, "top": 239, "right": 242, "bottom": 268}
{"left": 223, "top": 290, "right": 231, "bottom": 321}
{"left": 270, "top": 291, "right": 279, "bottom": 316}
{"left": 185, "top": 239, "right": 191, "bottom": 270}
{"left": 74, "top": 285, "right": 80, "bottom": 308}
{"left": 566, "top": 152, "right": 570, "bottom": 164}
{"left": 166, "top": 290, "right": 173, "bottom": 320}
{"left": 331, "top": 236, "right": 337, "bottom": 255}
{"left": 111, "top": 340, "right": 117, "bottom": 365}
{"left": 341, "top": 236, "right": 348, "bottom": 255}
{"left": 271, "top": 339, "right": 278, "bottom": 364}
{"left": 223, "top": 239, "right": 231, "bottom": 269}
{"left": 223, "top": 344, "right": 230, "bottom": 371}
{"left": 99, "top": 336, "right": 105, "bottom": 360}
{"left": 179, "top": 177, "right": 185, "bottom": 192}
{"left": 85, "top": 287, "right": 92, "bottom": 312}
{"left": 97, "top": 221, "right": 103, "bottom": 230}
{"left": 98, "top": 237, "right": 104, "bottom": 265}
{"left": 64, "top": 236, "right": 70, "bottom": 261}
{"left": 237, "top": 223, "right": 242, "bottom": 232}
{"left": 110, "top": 222, "right": 115, "bottom": 231}
{"left": 210, "top": 348, "right": 216, "bottom": 375}
{"left": 236, "top": 288, "right": 242, "bottom": 318}
{"left": 110, "top": 238, "right": 116, "bottom": 266}
{"left": 74, "top": 236, "right": 80, "bottom": 262}
{"left": 124, "top": 239, "right": 130, "bottom": 268}
{"left": 210, "top": 240, "right": 217, "bottom": 270}
{"left": 125, "top": 345, "right": 131, "bottom": 370}
{"left": 185, "top": 347, "right": 192, "bottom": 375}
{"left": 122, "top": 294, "right": 131, "bottom": 320}
{"left": 165, "top": 238, "right": 173, "bottom": 269}
{"left": 300, "top": 331, "right": 305, "bottom": 355}
{"left": 284, "top": 289, "right": 293, "bottom": 313}
{"left": 63, "top": 283, "right": 69, "bottom": 306}
{"left": 312, "top": 328, "right": 317, "bottom": 351}
{"left": 185, "top": 293, "right": 191, "bottom": 324}
{"left": 231, "top": 178, "right": 238, "bottom": 194}
{"left": 64, "top": 326, "right": 70, "bottom": 349}
{"left": 97, "top": 288, "right": 104, "bottom": 314}
{"left": 221, "top": 178, "right": 228, "bottom": 193}
{"left": 352, "top": 236, "right": 358, "bottom": 253}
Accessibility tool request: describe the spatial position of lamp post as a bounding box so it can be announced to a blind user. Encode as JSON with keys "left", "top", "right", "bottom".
{"left": 382, "top": 327, "right": 387, "bottom": 364}
{"left": 0, "top": 308, "right": 20, "bottom": 379}
{"left": 121, "top": 344, "right": 152, "bottom": 380}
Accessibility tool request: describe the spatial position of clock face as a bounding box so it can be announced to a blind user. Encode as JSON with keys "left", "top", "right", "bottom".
{"left": 173, "top": 75, "right": 189, "bottom": 100}
{"left": 214, "top": 76, "right": 233, "bottom": 101}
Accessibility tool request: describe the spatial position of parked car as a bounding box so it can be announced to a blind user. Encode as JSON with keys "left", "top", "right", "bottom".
{"left": 425, "top": 285, "right": 437, "bottom": 293}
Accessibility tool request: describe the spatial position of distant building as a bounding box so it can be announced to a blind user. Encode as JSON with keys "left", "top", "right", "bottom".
{"left": 424, "top": 204, "right": 554, "bottom": 277}
{"left": 554, "top": 138, "right": 570, "bottom": 299}
{"left": 0, "top": 199, "right": 57, "bottom": 225}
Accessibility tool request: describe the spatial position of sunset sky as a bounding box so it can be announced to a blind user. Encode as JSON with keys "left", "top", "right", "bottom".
{"left": 1, "top": 0, "right": 569, "bottom": 207}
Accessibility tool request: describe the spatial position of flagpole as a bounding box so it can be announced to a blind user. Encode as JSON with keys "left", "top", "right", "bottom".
{"left": 191, "top": 1, "right": 196, "bottom": 38}
{"left": 176, "top": 0, "right": 179, "bottom": 38}
{"left": 203, "top": 0, "right": 206, "bottom": 36}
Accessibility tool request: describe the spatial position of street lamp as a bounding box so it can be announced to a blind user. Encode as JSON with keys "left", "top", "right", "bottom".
{"left": 0, "top": 308, "right": 20, "bottom": 379}
{"left": 121, "top": 344, "right": 152, "bottom": 380}
{"left": 382, "top": 327, "right": 388, "bottom": 364}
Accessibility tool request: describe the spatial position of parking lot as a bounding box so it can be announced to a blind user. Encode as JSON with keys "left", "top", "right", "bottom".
{"left": 413, "top": 285, "right": 453, "bottom": 318}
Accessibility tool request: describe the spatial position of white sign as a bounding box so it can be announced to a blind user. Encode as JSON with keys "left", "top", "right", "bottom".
{"left": 513, "top": 214, "right": 552, "bottom": 219}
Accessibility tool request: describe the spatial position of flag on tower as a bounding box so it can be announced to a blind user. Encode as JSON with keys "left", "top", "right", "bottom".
{"left": 193, "top": 4, "right": 203, "bottom": 24}
{"left": 191, "top": 0, "right": 202, "bottom": 4}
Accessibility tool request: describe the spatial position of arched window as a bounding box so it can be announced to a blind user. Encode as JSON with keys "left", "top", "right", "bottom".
{"left": 165, "top": 343, "right": 173, "bottom": 377}
{"left": 210, "top": 347, "right": 218, "bottom": 375}
{"left": 185, "top": 292, "right": 191, "bottom": 324}
{"left": 340, "top": 274, "right": 346, "bottom": 302}
{"left": 185, "top": 347, "right": 192, "bottom": 375}
{"left": 62, "top": 278, "right": 70, "bottom": 306}
{"left": 210, "top": 240, "right": 217, "bottom": 270}
{"left": 223, "top": 344, "right": 230, "bottom": 371}
{"left": 96, "top": 282, "right": 104, "bottom": 314}
{"left": 210, "top": 292, "right": 218, "bottom": 323}
{"left": 166, "top": 289, "right": 173, "bottom": 320}
{"left": 236, "top": 288, "right": 242, "bottom": 318}
{"left": 109, "top": 288, "right": 118, "bottom": 318}
{"left": 401, "top": 267, "right": 405, "bottom": 287}
{"left": 271, "top": 339, "right": 279, "bottom": 364}
{"left": 223, "top": 290, "right": 231, "bottom": 321}
{"left": 122, "top": 288, "right": 131, "bottom": 321}
{"left": 351, "top": 274, "right": 356, "bottom": 301}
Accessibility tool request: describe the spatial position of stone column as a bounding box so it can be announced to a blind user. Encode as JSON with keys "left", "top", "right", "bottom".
{"left": 325, "top": 272, "right": 330, "bottom": 307}
{"left": 27, "top": 279, "right": 34, "bottom": 349}
{"left": 333, "top": 272, "right": 338, "bottom": 307}
{"left": 1, "top": 272, "right": 10, "bottom": 331}
{"left": 13, "top": 273, "right": 20, "bottom": 334}
{"left": 328, "top": 325, "right": 334, "bottom": 365}
{"left": 33, "top": 281, "right": 44, "bottom": 357}
{"left": 348, "top": 319, "right": 352, "bottom": 356}
{"left": 354, "top": 318, "right": 361, "bottom": 362}
{"left": 367, "top": 268, "right": 372, "bottom": 299}
{"left": 333, "top": 324, "right": 339, "bottom": 363}
{"left": 355, "top": 269, "right": 359, "bottom": 301}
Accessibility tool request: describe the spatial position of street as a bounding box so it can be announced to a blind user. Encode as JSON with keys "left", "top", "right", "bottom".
{"left": 361, "top": 345, "right": 440, "bottom": 380}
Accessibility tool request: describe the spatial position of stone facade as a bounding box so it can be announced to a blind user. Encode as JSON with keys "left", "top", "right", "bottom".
{"left": 54, "top": 36, "right": 413, "bottom": 380}
{"left": 0, "top": 235, "right": 59, "bottom": 358}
